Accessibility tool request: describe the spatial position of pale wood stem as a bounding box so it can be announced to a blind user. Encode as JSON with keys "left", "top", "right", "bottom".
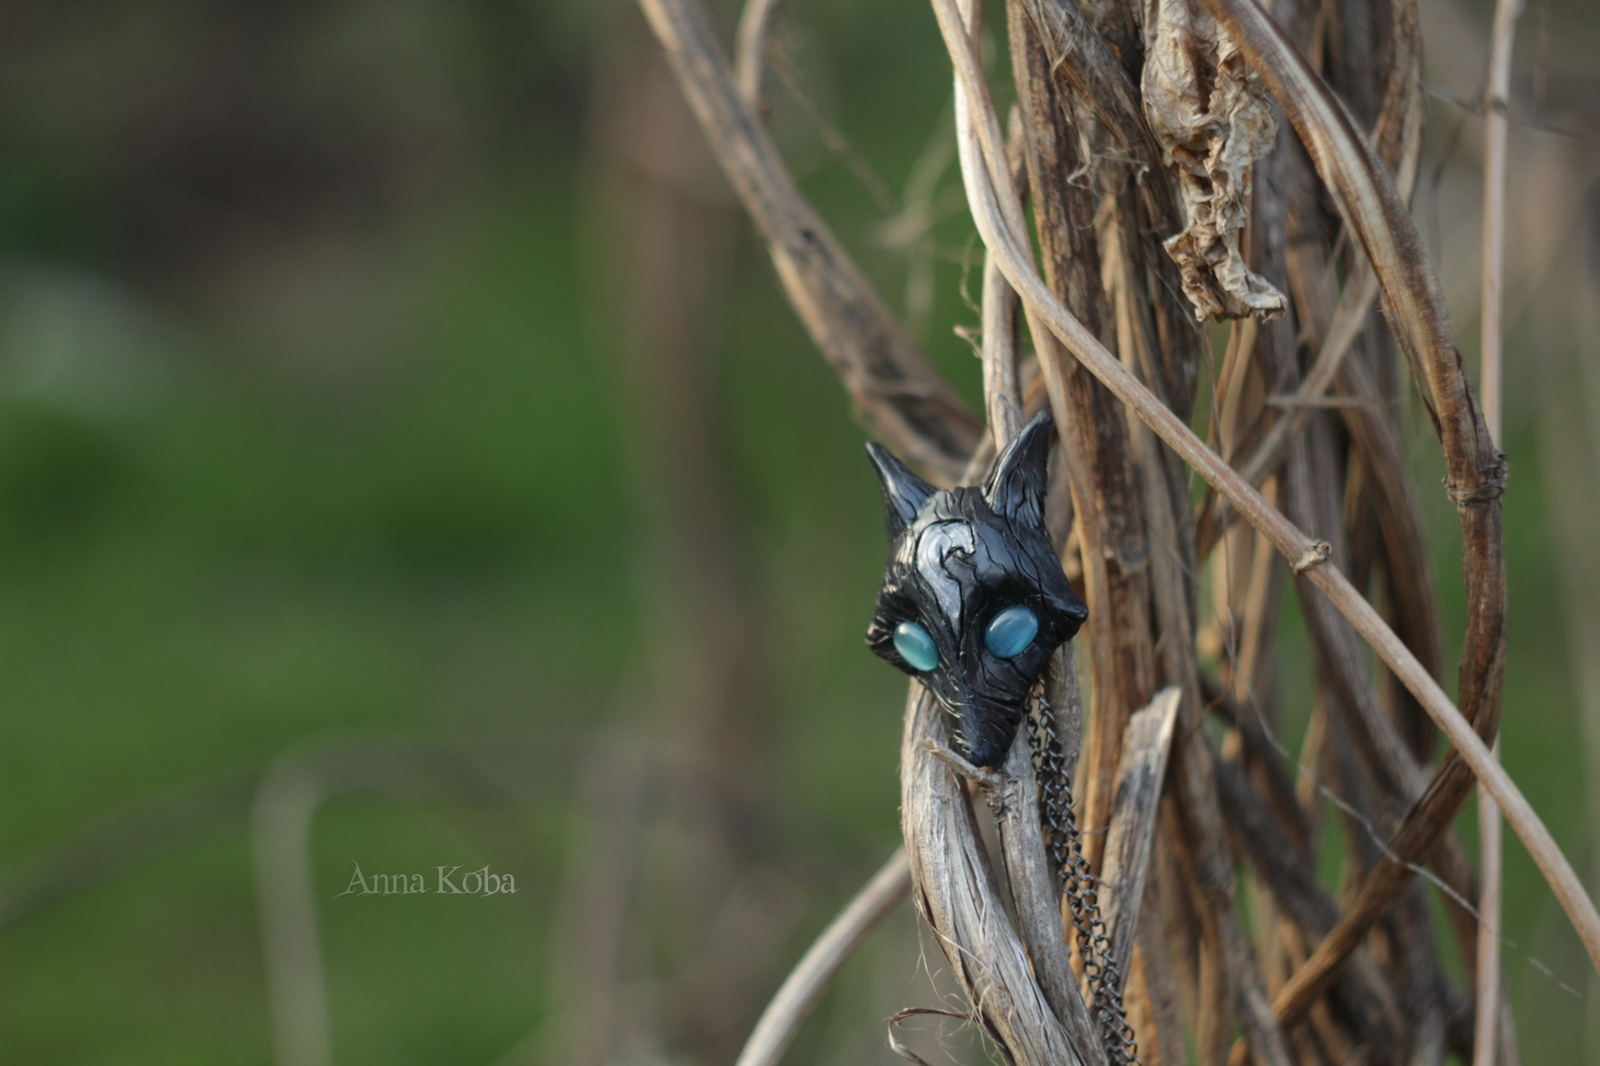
{"left": 1476, "top": 0, "right": 1519, "bottom": 1057}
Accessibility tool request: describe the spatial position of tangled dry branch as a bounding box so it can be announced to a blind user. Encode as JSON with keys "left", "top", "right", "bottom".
{"left": 636, "top": 0, "right": 1598, "bottom": 1061}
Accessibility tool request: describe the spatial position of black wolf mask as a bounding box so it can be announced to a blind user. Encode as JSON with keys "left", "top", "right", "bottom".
{"left": 865, "top": 411, "right": 1088, "bottom": 767}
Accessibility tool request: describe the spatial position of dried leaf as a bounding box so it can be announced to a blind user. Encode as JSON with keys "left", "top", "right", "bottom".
{"left": 1141, "top": 0, "right": 1285, "bottom": 321}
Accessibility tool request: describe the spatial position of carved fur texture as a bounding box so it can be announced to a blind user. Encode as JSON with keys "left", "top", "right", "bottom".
{"left": 866, "top": 412, "right": 1088, "bottom": 766}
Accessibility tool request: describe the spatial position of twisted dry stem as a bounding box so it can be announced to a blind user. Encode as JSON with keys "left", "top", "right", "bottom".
{"left": 902, "top": 684, "right": 1093, "bottom": 1066}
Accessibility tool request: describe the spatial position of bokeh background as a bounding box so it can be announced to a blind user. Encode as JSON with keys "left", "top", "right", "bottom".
{"left": 0, "top": 1, "right": 1595, "bottom": 1063}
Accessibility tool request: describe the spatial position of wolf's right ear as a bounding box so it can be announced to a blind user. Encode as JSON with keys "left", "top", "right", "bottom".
{"left": 984, "top": 411, "right": 1053, "bottom": 528}
{"left": 866, "top": 442, "right": 936, "bottom": 540}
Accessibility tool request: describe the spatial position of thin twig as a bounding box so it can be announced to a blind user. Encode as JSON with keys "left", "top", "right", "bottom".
{"left": 1476, "top": 0, "right": 1519, "bottom": 1057}
{"left": 0, "top": 773, "right": 257, "bottom": 934}
{"left": 1476, "top": 735, "right": 1505, "bottom": 1066}
{"left": 1195, "top": 263, "right": 1379, "bottom": 558}
{"left": 982, "top": 255, "right": 1024, "bottom": 447}
{"left": 766, "top": 46, "right": 900, "bottom": 214}
{"left": 923, "top": 739, "right": 1005, "bottom": 790}
{"left": 1197, "top": 6, "right": 1428, "bottom": 559}
{"left": 1211, "top": 748, "right": 1401, "bottom": 1060}
{"left": 1421, "top": 80, "right": 1581, "bottom": 140}
{"left": 733, "top": 0, "right": 785, "bottom": 115}
{"left": 733, "top": 850, "right": 912, "bottom": 1066}
{"left": 1481, "top": 0, "right": 1516, "bottom": 443}
{"left": 253, "top": 759, "right": 332, "bottom": 1066}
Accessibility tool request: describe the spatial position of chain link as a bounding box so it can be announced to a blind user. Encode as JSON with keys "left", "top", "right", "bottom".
{"left": 1027, "top": 683, "right": 1141, "bottom": 1066}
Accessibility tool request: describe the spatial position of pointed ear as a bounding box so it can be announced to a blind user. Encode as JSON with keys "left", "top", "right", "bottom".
{"left": 866, "top": 441, "right": 936, "bottom": 539}
{"left": 984, "top": 411, "right": 1054, "bottom": 526}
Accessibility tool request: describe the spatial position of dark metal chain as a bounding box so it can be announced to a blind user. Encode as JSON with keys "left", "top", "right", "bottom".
{"left": 1027, "top": 683, "right": 1140, "bottom": 1066}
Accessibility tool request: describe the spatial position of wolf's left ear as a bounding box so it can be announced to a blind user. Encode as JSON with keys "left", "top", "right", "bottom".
{"left": 866, "top": 441, "right": 937, "bottom": 540}
{"left": 984, "top": 411, "right": 1053, "bottom": 527}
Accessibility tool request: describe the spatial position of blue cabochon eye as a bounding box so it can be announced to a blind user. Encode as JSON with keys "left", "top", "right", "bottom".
{"left": 985, "top": 605, "right": 1038, "bottom": 659}
{"left": 893, "top": 620, "right": 939, "bottom": 671}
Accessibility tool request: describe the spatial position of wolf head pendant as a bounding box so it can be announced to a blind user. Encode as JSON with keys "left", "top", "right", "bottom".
{"left": 864, "top": 411, "right": 1088, "bottom": 767}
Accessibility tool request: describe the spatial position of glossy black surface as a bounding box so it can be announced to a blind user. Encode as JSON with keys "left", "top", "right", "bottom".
{"left": 865, "top": 412, "right": 1088, "bottom": 766}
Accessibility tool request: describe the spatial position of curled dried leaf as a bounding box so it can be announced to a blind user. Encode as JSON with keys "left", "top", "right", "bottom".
{"left": 1141, "top": 0, "right": 1284, "bottom": 321}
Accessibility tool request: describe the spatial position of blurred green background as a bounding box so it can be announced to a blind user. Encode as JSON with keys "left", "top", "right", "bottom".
{"left": 0, "top": 0, "right": 1594, "bottom": 1063}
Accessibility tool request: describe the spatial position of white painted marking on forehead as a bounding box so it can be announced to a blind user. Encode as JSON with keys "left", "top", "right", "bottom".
{"left": 911, "top": 521, "right": 976, "bottom": 626}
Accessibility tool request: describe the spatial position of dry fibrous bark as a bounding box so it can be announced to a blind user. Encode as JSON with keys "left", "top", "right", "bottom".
{"left": 1098, "top": 690, "right": 1180, "bottom": 981}
{"left": 633, "top": 0, "right": 1600, "bottom": 1062}
{"left": 901, "top": 685, "right": 1097, "bottom": 1066}
{"left": 1006, "top": 0, "right": 1158, "bottom": 875}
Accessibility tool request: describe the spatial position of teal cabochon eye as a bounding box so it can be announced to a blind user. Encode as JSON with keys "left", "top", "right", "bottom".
{"left": 985, "top": 605, "right": 1038, "bottom": 659}
{"left": 893, "top": 621, "right": 939, "bottom": 671}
